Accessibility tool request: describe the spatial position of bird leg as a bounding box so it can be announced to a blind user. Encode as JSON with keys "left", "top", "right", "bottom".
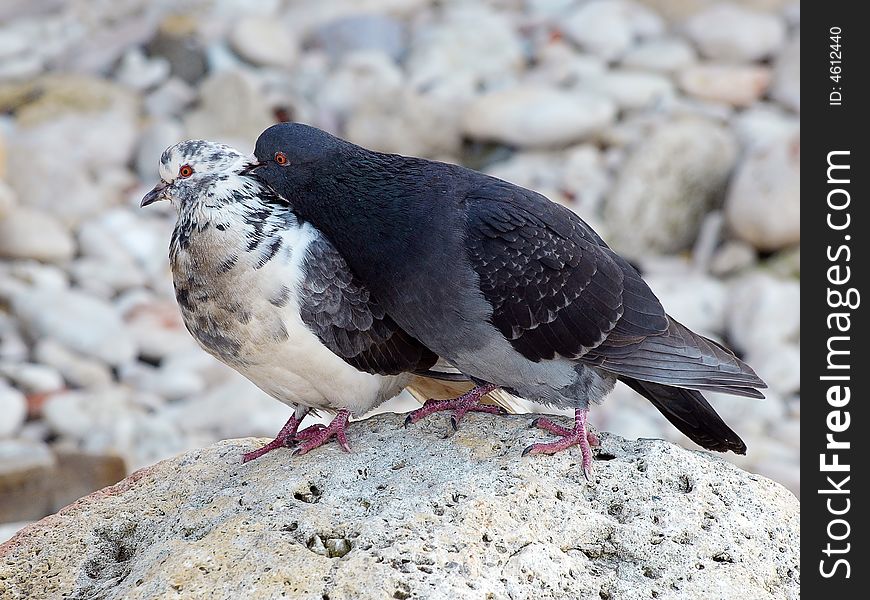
{"left": 404, "top": 384, "right": 504, "bottom": 430}
{"left": 522, "top": 409, "right": 599, "bottom": 480}
{"left": 242, "top": 414, "right": 303, "bottom": 463}
{"left": 292, "top": 409, "right": 352, "bottom": 455}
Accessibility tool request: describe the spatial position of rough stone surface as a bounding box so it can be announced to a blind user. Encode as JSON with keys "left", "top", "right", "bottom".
{"left": 0, "top": 413, "right": 800, "bottom": 600}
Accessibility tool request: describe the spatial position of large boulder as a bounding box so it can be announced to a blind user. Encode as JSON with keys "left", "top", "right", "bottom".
{"left": 0, "top": 413, "right": 799, "bottom": 600}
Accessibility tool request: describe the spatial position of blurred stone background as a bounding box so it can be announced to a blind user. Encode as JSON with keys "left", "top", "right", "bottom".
{"left": 0, "top": 0, "right": 799, "bottom": 539}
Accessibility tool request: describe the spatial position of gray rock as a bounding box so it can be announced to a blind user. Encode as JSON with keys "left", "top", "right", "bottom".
{"left": 184, "top": 70, "right": 274, "bottom": 149}
{"left": 114, "top": 48, "right": 170, "bottom": 92}
{"left": 406, "top": 6, "right": 523, "bottom": 93}
{"left": 134, "top": 119, "right": 185, "bottom": 181}
{"left": 143, "top": 77, "right": 196, "bottom": 118}
{"left": 229, "top": 16, "right": 298, "bottom": 68}
{"left": 0, "top": 362, "right": 64, "bottom": 395}
{"left": 678, "top": 64, "right": 771, "bottom": 108}
{"left": 146, "top": 20, "right": 208, "bottom": 85}
{"left": 771, "top": 34, "right": 799, "bottom": 112}
{"left": 11, "top": 288, "right": 137, "bottom": 367}
{"left": 0, "top": 207, "right": 75, "bottom": 263}
{"left": 0, "top": 181, "right": 15, "bottom": 218}
{"left": 310, "top": 14, "right": 406, "bottom": 62}
{"left": 0, "top": 414, "right": 800, "bottom": 599}
{"left": 603, "top": 118, "right": 738, "bottom": 257}
{"left": 33, "top": 339, "right": 114, "bottom": 390}
{"left": 620, "top": 37, "right": 697, "bottom": 72}
{"left": 463, "top": 87, "right": 616, "bottom": 148}
{"left": 727, "top": 273, "right": 800, "bottom": 356}
{"left": 644, "top": 273, "right": 727, "bottom": 336}
{"left": 0, "top": 380, "right": 27, "bottom": 438}
{"left": 709, "top": 240, "right": 757, "bottom": 277}
{"left": 562, "top": 0, "right": 663, "bottom": 61}
{"left": 579, "top": 70, "right": 674, "bottom": 110}
{"left": 684, "top": 4, "right": 786, "bottom": 62}
{"left": 725, "top": 130, "right": 800, "bottom": 251}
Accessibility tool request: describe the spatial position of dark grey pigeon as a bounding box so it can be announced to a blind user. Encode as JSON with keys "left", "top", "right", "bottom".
{"left": 249, "top": 123, "right": 767, "bottom": 478}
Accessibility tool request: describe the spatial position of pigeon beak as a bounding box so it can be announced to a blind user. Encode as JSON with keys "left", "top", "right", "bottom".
{"left": 140, "top": 181, "right": 169, "bottom": 208}
{"left": 239, "top": 159, "right": 262, "bottom": 177}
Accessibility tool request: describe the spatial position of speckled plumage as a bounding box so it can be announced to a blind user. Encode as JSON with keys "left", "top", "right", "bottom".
{"left": 148, "top": 141, "right": 437, "bottom": 423}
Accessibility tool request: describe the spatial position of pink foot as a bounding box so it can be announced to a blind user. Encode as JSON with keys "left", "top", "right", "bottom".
{"left": 523, "top": 409, "right": 597, "bottom": 480}
{"left": 403, "top": 384, "right": 504, "bottom": 429}
{"left": 292, "top": 410, "right": 352, "bottom": 455}
{"left": 242, "top": 414, "right": 302, "bottom": 463}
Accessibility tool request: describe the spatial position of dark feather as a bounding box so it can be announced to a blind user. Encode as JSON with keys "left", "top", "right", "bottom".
{"left": 299, "top": 235, "right": 438, "bottom": 375}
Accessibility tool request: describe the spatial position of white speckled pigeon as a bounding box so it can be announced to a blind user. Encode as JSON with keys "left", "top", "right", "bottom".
{"left": 141, "top": 140, "right": 504, "bottom": 462}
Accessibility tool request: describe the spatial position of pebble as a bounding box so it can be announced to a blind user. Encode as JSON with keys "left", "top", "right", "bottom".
{"left": 143, "top": 77, "right": 197, "bottom": 118}
{"left": 146, "top": 17, "right": 209, "bottom": 84}
{"left": 0, "top": 180, "right": 15, "bottom": 217}
{"left": 526, "top": 41, "right": 606, "bottom": 87}
{"left": 771, "top": 34, "right": 800, "bottom": 112}
{"left": 603, "top": 118, "right": 738, "bottom": 257}
{"left": 645, "top": 274, "right": 727, "bottom": 336}
{"left": 0, "top": 381, "right": 27, "bottom": 438}
{"left": 33, "top": 339, "right": 114, "bottom": 390}
{"left": 727, "top": 273, "right": 800, "bottom": 356}
{"left": 709, "top": 241, "right": 757, "bottom": 277}
{"left": 562, "top": 0, "right": 664, "bottom": 61}
{"left": 462, "top": 87, "right": 616, "bottom": 148}
{"left": 134, "top": 119, "right": 185, "bottom": 181}
{"left": 0, "top": 363, "right": 64, "bottom": 395}
{"left": 746, "top": 344, "right": 801, "bottom": 398}
{"left": 679, "top": 64, "right": 771, "bottom": 108}
{"left": 11, "top": 288, "right": 137, "bottom": 367}
{"left": 114, "top": 47, "right": 171, "bottom": 91}
{"left": 406, "top": 6, "right": 523, "bottom": 92}
{"left": 684, "top": 4, "right": 786, "bottom": 62}
{"left": 580, "top": 70, "right": 674, "bottom": 110}
{"left": 620, "top": 37, "right": 696, "bottom": 72}
{"left": 725, "top": 130, "right": 800, "bottom": 251}
{"left": 0, "top": 207, "right": 75, "bottom": 263}
{"left": 310, "top": 14, "right": 406, "bottom": 62}
{"left": 229, "top": 16, "right": 298, "bottom": 68}
{"left": 184, "top": 70, "right": 274, "bottom": 148}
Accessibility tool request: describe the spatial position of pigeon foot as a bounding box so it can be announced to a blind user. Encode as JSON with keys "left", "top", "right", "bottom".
{"left": 242, "top": 414, "right": 303, "bottom": 463}
{"left": 522, "top": 409, "right": 597, "bottom": 480}
{"left": 404, "top": 384, "right": 503, "bottom": 429}
{"left": 292, "top": 409, "right": 352, "bottom": 455}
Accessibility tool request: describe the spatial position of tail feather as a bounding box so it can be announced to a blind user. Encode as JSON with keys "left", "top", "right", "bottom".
{"left": 621, "top": 377, "right": 747, "bottom": 454}
{"left": 590, "top": 317, "right": 767, "bottom": 398}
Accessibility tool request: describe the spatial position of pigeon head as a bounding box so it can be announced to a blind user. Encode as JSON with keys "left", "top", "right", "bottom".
{"left": 140, "top": 140, "right": 249, "bottom": 211}
{"left": 248, "top": 123, "right": 352, "bottom": 210}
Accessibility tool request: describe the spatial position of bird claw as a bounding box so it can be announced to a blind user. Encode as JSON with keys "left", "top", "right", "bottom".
{"left": 291, "top": 410, "right": 352, "bottom": 456}
{"left": 523, "top": 409, "right": 596, "bottom": 479}
{"left": 405, "top": 384, "right": 502, "bottom": 430}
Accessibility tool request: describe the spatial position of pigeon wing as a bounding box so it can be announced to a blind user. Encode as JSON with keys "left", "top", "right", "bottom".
{"left": 464, "top": 180, "right": 669, "bottom": 363}
{"left": 464, "top": 180, "right": 765, "bottom": 395}
{"left": 299, "top": 234, "right": 439, "bottom": 375}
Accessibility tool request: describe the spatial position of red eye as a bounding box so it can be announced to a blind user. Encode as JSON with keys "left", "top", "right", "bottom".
{"left": 179, "top": 164, "right": 194, "bottom": 178}
{"left": 274, "top": 152, "right": 288, "bottom": 166}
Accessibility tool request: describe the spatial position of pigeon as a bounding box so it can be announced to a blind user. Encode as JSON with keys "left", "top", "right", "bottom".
{"left": 248, "top": 123, "right": 767, "bottom": 478}
{"left": 140, "top": 140, "right": 503, "bottom": 462}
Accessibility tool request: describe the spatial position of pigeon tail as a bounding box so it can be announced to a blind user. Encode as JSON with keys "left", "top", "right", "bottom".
{"left": 620, "top": 378, "right": 747, "bottom": 454}
{"left": 592, "top": 317, "right": 767, "bottom": 399}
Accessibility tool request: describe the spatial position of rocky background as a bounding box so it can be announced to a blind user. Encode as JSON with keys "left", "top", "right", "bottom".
{"left": 0, "top": 0, "right": 799, "bottom": 539}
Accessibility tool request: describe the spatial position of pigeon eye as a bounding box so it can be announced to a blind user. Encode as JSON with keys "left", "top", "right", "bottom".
{"left": 274, "top": 152, "right": 288, "bottom": 166}
{"left": 178, "top": 164, "right": 194, "bottom": 178}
